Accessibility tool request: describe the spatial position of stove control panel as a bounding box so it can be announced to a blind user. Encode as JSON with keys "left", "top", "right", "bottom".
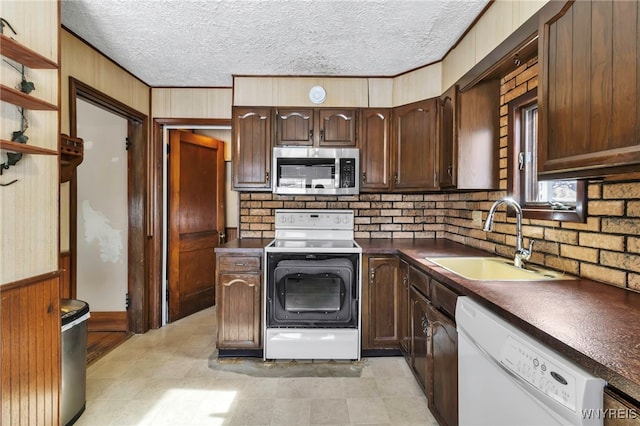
{"left": 500, "top": 335, "right": 577, "bottom": 411}
{"left": 275, "top": 209, "right": 354, "bottom": 230}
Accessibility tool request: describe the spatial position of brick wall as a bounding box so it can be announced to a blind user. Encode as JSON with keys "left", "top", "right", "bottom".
{"left": 238, "top": 58, "right": 640, "bottom": 292}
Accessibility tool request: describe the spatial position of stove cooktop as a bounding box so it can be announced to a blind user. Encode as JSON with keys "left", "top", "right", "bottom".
{"left": 266, "top": 239, "right": 360, "bottom": 251}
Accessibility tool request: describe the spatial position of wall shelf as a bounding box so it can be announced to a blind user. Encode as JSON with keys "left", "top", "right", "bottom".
{"left": 0, "top": 139, "right": 57, "bottom": 156}
{"left": 0, "top": 84, "right": 58, "bottom": 110}
{"left": 0, "top": 34, "right": 58, "bottom": 69}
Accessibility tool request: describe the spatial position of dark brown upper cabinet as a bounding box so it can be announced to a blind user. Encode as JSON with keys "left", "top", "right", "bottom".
{"left": 438, "top": 85, "right": 458, "bottom": 189}
{"left": 275, "top": 108, "right": 357, "bottom": 147}
{"left": 232, "top": 107, "right": 273, "bottom": 191}
{"left": 456, "top": 79, "right": 500, "bottom": 190}
{"left": 538, "top": 0, "right": 640, "bottom": 179}
{"left": 392, "top": 99, "right": 439, "bottom": 192}
{"left": 358, "top": 108, "right": 392, "bottom": 192}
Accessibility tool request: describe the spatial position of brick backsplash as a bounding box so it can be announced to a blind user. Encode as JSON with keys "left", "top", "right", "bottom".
{"left": 238, "top": 57, "right": 640, "bottom": 292}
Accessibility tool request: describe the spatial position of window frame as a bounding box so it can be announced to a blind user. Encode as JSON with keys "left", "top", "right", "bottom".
{"left": 507, "top": 88, "right": 586, "bottom": 222}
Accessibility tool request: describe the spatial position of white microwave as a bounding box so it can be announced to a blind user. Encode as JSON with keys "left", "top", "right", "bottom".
{"left": 272, "top": 147, "right": 360, "bottom": 195}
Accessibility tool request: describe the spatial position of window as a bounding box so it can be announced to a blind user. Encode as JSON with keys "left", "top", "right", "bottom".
{"left": 508, "top": 89, "right": 586, "bottom": 222}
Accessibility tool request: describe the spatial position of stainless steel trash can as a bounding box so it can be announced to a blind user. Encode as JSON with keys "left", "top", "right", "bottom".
{"left": 61, "top": 299, "right": 90, "bottom": 426}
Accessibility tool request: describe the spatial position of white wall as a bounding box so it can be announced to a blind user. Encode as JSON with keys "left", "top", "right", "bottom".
{"left": 76, "top": 99, "right": 128, "bottom": 311}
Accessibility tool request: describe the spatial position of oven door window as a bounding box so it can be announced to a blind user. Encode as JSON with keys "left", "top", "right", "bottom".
{"left": 278, "top": 273, "right": 345, "bottom": 312}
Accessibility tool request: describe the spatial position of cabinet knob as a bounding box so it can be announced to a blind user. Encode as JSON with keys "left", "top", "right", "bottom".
{"left": 394, "top": 173, "right": 399, "bottom": 184}
{"left": 370, "top": 268, "right": 376, "bottom": 283}
{"left": 447, "top": 165, "right": 452, "bottom": 177}
{"left": 362, "top": 172, "right": 367, "bottom": 183}
{"left": 266, "top": 171, "right": 270, "bottom": 182}
{"left": 319, "top": 129, "right": 324, "bottom": 141}
{"left": 309, "top": 129, "right": 314, "bottom": 141}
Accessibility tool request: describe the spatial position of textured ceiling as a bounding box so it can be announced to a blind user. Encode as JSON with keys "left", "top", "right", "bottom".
{"left": 61, "top": 0, "right": 489, "bottom": 87}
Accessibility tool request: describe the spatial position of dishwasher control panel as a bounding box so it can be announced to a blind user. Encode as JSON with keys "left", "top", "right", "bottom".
{"left": 501, "top": 335, "right": 577, "bottom": 411}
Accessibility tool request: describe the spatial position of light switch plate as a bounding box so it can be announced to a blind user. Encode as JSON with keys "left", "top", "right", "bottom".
{"left": 472, "top": 210, "right": 483, "bottom": 226}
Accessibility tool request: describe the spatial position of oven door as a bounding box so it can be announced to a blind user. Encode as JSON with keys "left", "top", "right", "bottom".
{"left": 266, "top": 253, "right": 359, "bottom": 328}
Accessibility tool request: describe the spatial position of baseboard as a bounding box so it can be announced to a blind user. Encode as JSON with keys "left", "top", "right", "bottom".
{"left": 87, "top": 311, "right": 128, "bottom": 332}
{"left": 361, "top": 348, "right": 403, "bottom": 357}
{"left": 217, "top": 348, "right": 263, "bottom": 358}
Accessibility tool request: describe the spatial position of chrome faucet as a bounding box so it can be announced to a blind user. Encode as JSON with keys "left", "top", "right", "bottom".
{"left": 483, "top": 197, "right": 534, "bottom": 269}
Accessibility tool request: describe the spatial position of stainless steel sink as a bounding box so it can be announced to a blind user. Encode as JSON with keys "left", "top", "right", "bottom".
{"left": 424, "top": 256, "right": 575, "bottom": 281}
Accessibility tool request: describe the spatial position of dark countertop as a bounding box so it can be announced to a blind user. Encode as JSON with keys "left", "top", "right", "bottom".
{"left": 215, "top": 238, "right": 271, "bottom": 252}
{"left": 217, "top": 237, "right": 640, "bottom": 401}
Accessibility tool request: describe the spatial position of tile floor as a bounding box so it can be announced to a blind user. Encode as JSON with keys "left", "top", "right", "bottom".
{"left": 76, "top": 307, "right": 436, "bottom": 426}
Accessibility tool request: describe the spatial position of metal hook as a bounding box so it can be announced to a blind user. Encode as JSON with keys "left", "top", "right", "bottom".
{"left": 0, "top": 179, "right": 18, "bottom": 187}
{"left": 0, "top": 17, "right": 18, "bottom": 36}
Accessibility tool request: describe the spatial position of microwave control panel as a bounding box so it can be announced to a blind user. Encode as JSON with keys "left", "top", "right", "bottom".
{"left": 340, "top": 158, "right": 356, "bottom": 188}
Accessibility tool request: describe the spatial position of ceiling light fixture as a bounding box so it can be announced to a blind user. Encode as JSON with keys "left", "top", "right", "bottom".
{"left": 309, "top": 86, "right": 327, "bottom": 104}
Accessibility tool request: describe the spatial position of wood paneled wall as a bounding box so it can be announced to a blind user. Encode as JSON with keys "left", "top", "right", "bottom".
{"left": 151, "top": 88, "right": 233, "bottom": 119}
{"left": 1, "top": 274, "right": 61, "bottom": 426}
{"left": 60, "top": 29, "right": 150, "bottom": 136}
{"left": 442, "top": 0, "right": 547, "bottom": 90}
{"left": 0, "top": 1, "right": 59, "bottom": 284}
{"left": 233, "top": 77, "right": 369, "bottom": 107}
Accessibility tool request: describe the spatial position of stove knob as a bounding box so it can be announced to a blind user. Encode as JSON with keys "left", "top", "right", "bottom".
{"left": 343, "top": 216, "right": 350, "bottom": 224}
{"left": 334, "top": 217, "right": 341, "bottom": 224}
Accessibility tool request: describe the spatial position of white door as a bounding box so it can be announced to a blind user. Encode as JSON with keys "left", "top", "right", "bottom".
{"left": 76, "top": 98, "right": 128, "bottom": 313}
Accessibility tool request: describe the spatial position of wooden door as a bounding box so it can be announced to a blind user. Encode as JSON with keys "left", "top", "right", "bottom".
{"left": 318, "top": 109, "right": 357, "bottom": 146}
{"left": 276, "top": 108, "right": 314, "bottom": 146}
{"left": 365, "top": 256, "right": 400, "bottom": 349}
{"left": 393, "top": 99, "right": 438, "bottom": 191}
{"left": 168, "top": 130, "right": 225, "bottom": 322}
{"left": 359, "top": 108, "right": 392, "bottom": 191}
{"left": 232, "top": 107, "right": 273, "bottom": 190}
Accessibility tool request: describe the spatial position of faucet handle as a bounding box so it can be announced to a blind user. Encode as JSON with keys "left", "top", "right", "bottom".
{"left": 527, "top": 239, "right": 535, "bottom": 254}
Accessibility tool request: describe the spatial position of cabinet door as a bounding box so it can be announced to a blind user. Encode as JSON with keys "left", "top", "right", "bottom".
{"left": 399, "top": 259, "right": 410, "bottom": 356}
{"left": 232, "top": 107, "right": 273, "bottom": 190}
{"left": 276, "top": 108, "right": 314, "bottom": 146}
{"left": 393, "top": 99, "right": 438, "bottom": 191}
{"left": 318, "top": 109, "right": 357, "bottom": 146}
{"left": 438, "top": 85, "right": 457, "bottom": 189}
{"left": 359, "top": 108, "right": 392, "bottom": 191}
{"left": 410, "top": 286, "right": 431, "bottom": 394}
{"left": 364, "top": 256, "right": 400, "bottom": 349}
{"left": 457, "top": 79, "right": 499, "bottom": 189}
{"left": 217, "top": 272, "right": 262, "bottom": 348}
{"left": 426, "top": 303, "right": 458, "bottom": 426}
{"left": 538, "top": 0, "right": 640, "bottom": 179}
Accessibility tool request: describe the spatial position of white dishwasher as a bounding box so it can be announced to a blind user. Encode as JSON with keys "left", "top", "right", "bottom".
{"left": 456, "top": 296, "right": 605, "bottom": 426}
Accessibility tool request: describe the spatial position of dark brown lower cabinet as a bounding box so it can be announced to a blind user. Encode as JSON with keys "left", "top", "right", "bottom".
{"left": 362, "top": 255, "right": 401, "bottom": 350}
{"left": 399, "top": 259, "right": 410, "bottom": 356}
{"left": 426, "top": 301, "right": 458, "bottom": 426}
{"left": 603, "top": 388, "right": 640, "bottom": 426}
{"left": 216, "top": 254, "right": 262, "bottom": 349}
{"left": 409, "top": 265, "right": 459, "bottom": 426}
{"left": 410, "top": 286, "right": 431, "bottom": 394}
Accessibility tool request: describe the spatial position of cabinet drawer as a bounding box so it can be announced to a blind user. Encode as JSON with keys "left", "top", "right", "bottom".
{"left": 430, "top": 279, "right": 458, "bottom": 319}
{"left": 409, "top": 266, "right": 430, "bottom": 298}
{"left": 218, "top": 255, "right": 261, "bottom": 272}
